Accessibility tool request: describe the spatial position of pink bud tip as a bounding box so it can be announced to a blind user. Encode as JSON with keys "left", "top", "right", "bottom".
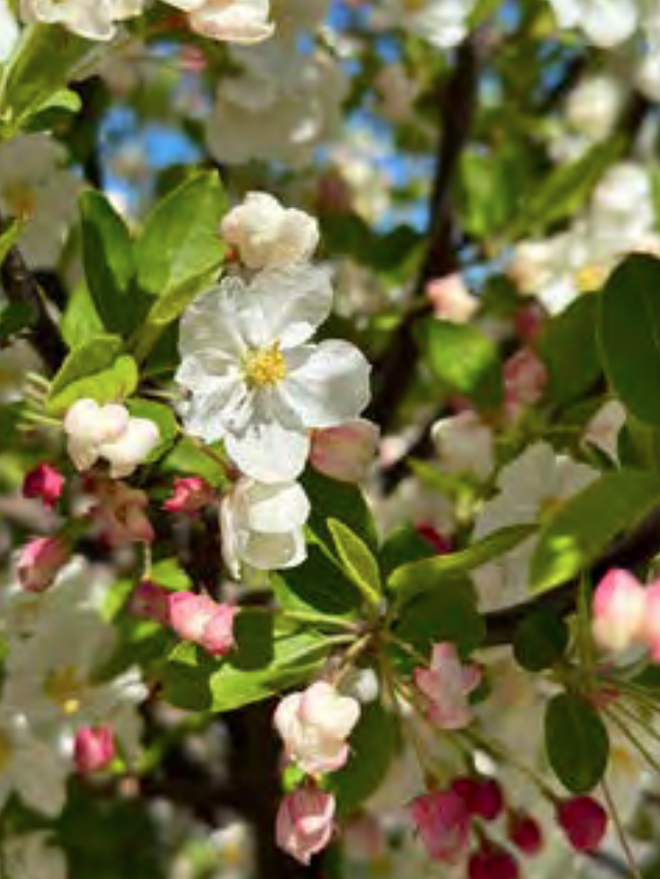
{"left": 452, "top": 777, "right": 504, "bottom": 821}
{"left": 163, "top": 477, "right": 215, "bottom": 514}
{"left": 22, "top": 463, "right": 65, "bottom": 508}
{"left": 276, "top": 788, "right": 336, "bottom": 865}
{"left": 468, "top": 844, "right": 519, "bottom": 879}
{"left": 557, "top": 796, "right": 608, "bottom": 852}
{"left": 168, "top": 592, "right": 237, "bottom": 656}
{"left": 17, "top": 536, "right": 71, "bottom": 593}
{"left": 508, "top": 812, "right": 543, "bottom": 855}
{"left": 74, "top": 725, "right": 116, "bottom": 774}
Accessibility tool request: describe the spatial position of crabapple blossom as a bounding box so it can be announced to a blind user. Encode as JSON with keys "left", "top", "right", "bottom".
{"left": 2, "top": 832, "right": 68, "bottom": 879}
{"left": 410, "top": 787, "right": 471, "bottom": 863}
{"left": 165, "top": 0, "right": 274, "bottom": 43}
{"left": 221, "top": 192, "right": 319, "bottom": 269}
{"left": 504, "top": 347, "right": 548, "bottom": 414}
{"left": 431, "top": 412, "right": 494, "bottom": 481}
{"left": 414, "top": 642, "right": 481, "bottom": 730}
{"left": 176, "top": 266, "right": 371, "bottom": 483}
{"left": 591, "top": 569, "right": 648, "bottom": 653}
{"left": 19, "top": 0, "right": 141, "bottom": 40}
{"left": 275, "top": 787, "right": 336, "bottom": 865}
{"left": 557, "top": 796, "right": 608, "bottom": 851}
{"left": 22, "top": 464, "right": 64, "bottom": 509}
{"left": 168, "top": 592, "right": 237, "bottom": 656}
{"left": 74, "top": 725, "right": 116, "bottom": 774}
{"left": 17, "top": 537, "right": 71, "bottom": 593}
{"left": 309, "top": 419, "right": 379, "bottom": 483}
{"left": 565, "top": 75, "right": 624, "bottom": 141}
{"left": 220, "top": 477, "right": 310, "bottom": 576}
{"left": 546, "top": 0, "right": 638, "bottom": 46}
{"left": 274, "top": 680, "right": 360, "bottom": 776}
{"left": 382, "top": 0, "right": 478, "bottom": 49}
{"left": 163, "top": 476, "right": 216, "bottom": 514}
{"left": 583, "top": 400, "right": 626, "bottom": 460}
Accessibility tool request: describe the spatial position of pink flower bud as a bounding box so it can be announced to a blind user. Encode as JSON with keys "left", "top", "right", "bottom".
{"left": 410, "top": 788, "right": 471, "bottom": 864}
{"left": 414, "top": 643, "right": 481, "bottom": 730}
{"left": 468, "top": 844, "right": 519, "bottom": 879}
{"left": 274, "top": 681, "right": 360, "bottom": 776}
{"left": 129, "top": 580, "right": 171, "bottom": 626}
{"left": 514, "top": 303, "right": 545, "bottom": 343}
{"left": 453, "top": 777, "right": 504, "bottom": 821}
{"left": 168, "top": 592, "right": 237, "bottom": 657}
{"left": 163, "top": 477, "right": 215, "bottom": 514}
{"left": 22, "top": 463, "right": 64, "bottom": 508}
{"left": 74, "top": 725, "right": 116, "bottom": 774}
{"left": 557, "top": 796, "right": 607, "bottom": 852}
{"left": 504, "top": 347, "right": 548, "bottom": 416}
{"left": 508, "top": 812, "right": 543, "bottom": 855}
{"left": 17, "top": 536, "right": 71, "bottom": 593}
{"left": 426, "top": 274, "right": 478, "bottom": 324}
{"left": 276, "top": 788, "right": 336, "bottom": 865}
{"left": 642, "top": 581, "right": 660, "bottom": 660}
{"left": 592, "top": 569, "right": 647, "bottom": 652}
{"left": 310, "top": 420, "right": 379, "bottom": 483}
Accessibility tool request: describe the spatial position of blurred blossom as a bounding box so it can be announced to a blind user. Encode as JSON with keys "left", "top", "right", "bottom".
{"left": 582, "top": 399, "right": 626, "bottom": 459}
{"left": 426, "top": 273, "right": 478, "bottom": 324}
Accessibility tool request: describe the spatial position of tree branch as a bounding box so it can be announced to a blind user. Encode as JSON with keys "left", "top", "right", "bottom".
{"left": 0, "top": 214, "right": 67, "bottom": 373}
{"left": 368, "top": 38, "right": 481, "bottom": 431}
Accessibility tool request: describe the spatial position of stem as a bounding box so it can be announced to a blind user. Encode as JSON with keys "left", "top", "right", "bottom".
{"left": 282, "top": 610, "right": 358, "bottom": 633}
{"left": 600, "top": 776, "right": 643, "bottom": 879}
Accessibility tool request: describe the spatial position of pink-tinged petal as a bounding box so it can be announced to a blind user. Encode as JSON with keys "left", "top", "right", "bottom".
{"left": 410, "top": 788, "right": 471, "bottom": 864}
{"left": 592, "top": 569, "right": 647, "bottom": 652}
{"left": 276, "top": 788, "right": 336, "bottom": 865}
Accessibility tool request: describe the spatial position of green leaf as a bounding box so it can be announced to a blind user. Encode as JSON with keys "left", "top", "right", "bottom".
{"left": 393, "top": 574, "right": 484, "bottom": 665}
{"left": 618, "top": 416, "right": 660, "bottom": 473}
{"left": 272, "top": 544, "right": 362, "bottom": 617}
{"left": 513, "top": 610, "right": 569, "bottom": 671}
{"left": 47, "top": 335, "right": 138, "bottom": 415}
{"left": 530, "top": 470, "right": 660, "bottom": 592}
{"left": 539, "top": 295, "right": 602, "bottom": 406}
{"left": 330, "top": 701, "right": 397, "bottom": 816}
{"left": 599, "top": 254, "right": 660, "bottom": 426}
{"left": 0, "top": 216, "right": 22, "bottom": 265}
{"left": 417, "top": 318, "right": 503, "bottom": 408}
{"left": 389, "top": 525, "right": 537, "bottom": 608}
{"left": 80, "top": 191, "right": 145, "bottom": 334}
{"left": 511, "top": 138, "right": 623, "bottom": 237}
{"left": 21, "top": 87, "right": 81, "bottom": 132}
{"left": 0, "top": 301, "right": 33, "bottom": 341}
{"left": 328, "top": 518, "right": 381, "bottom": 607}
{"left": 161, "top": 615, "right": 330, "bottom": 712}
{"left": 136, "top": 171, "right": 227, "bottom": 327}
{"left": 160, "top": 437, "right": 228, "bottom": 486}
{"left": 60, "top": 283, "right": 104, "bottom": 349}
{"left": 545, "top": 693, "right": 609, "bottom": 793}
{"left": 304, "top": 469, "right": 378, "bottom": 552}
{"left": 380, "top": 526, "right": 437, "bottom": 578}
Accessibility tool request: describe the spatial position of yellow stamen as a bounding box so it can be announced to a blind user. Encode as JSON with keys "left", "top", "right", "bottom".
{"left": 243, "top": 343, "right": 288, "bottom": 388}
{"left": 574, "top": 264, "right": 608, "bottom": 293}
{"left": 44, "top": 665, "right": 86, "bottom": 716}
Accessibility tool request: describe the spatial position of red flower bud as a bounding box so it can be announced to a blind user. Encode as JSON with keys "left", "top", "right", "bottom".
{"left": 508, "top": 812, "right": 543, "bottom": 855}
{"left": 22, "top": 463, "right": 64, "bottom": 508}
{"left": 557, "top": 796, "right": 607, "bottom": 852}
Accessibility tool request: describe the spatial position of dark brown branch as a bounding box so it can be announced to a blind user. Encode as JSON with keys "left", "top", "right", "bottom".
{"left": 0, "top": 215, "right": 67, "bottom": 373}
{"left": 368, "top": 38, "right": 482, "bottom": 431}
{"left": 484, "top": 504, "right": 660, "bottom": 646}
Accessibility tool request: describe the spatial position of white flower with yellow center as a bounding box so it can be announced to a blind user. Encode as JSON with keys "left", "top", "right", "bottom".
{"left": 176, "top": 266, "right": 371, "bottom": 483}
{"left": 19, "top": 0, "right": 142, "bottom": 40}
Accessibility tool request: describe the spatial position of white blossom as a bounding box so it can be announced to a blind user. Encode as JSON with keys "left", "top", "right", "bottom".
{"left": 381, "top": 0, "right": 478, "bottom": 48}
{"left": 19, "top": 0, "right": 139, "bottom": 40}
{"left": 221, "top": 192, "right": 319, "bottom": 270}
{"left": 547, "top": 0, "right": 638, "bottom": 46}
{"left": 220, "top": 477, "right": 310, "bottom": 576}
{"left": 472, "top": 443, "right": 598, "bottom": 610}
{"left": 176, "top": 266, "right": 371, "bottom": 483}
{"left": 0, "top": 0, "right": 19, "bottom": 62}
{"left": 431, "top": 412, "right": 494, "bottom": 482}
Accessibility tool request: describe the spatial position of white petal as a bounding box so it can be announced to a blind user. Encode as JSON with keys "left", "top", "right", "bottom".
{"left": 247, "top": 265, "right": 334, "bottom": 348}
{"left": 179, "top": 276, "right": 251, "bottom": 363}
{"left": 243, "top": 480, "right": 310, "bottom": 533}
{"left": 281, "top": 340, "right": 371, "bottom": 428}
{"left": 14, "top": 737, "right": 68, "bottom": 817}
{"left": 240, "top": 527, "right": 307, "bottom": 571}
{"left": 225, "top": 417, "right": 310, "bottom": 483}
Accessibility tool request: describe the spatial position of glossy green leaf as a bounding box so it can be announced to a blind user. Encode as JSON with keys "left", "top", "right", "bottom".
{"left": 514, "top": 610, "right": 569, "bottom": 671}
{"left": 137, "top": 171, "right": 227, "bottom": 327}
{"left": 530, "top": 470, "right": 660, "bottom": 592}
{"left": 47, "top": 335, "right": 138, "bottom": 414}
{"left": 539, "top": 295, "right": 602, "bottom": 406}
{"left": 545, "top": 693, "right": 609, "bottom": 793}
{"left": 328, "top": 518, "right": 382, "bottom": 607}
{"left": 272, "top": 544, "right": 362, "bottom": 617}
{"left": 304, "top": 469, "right": 378, "bottom": 552}
{"left": 418, "top": 318, "right": 503, "bottom": 408}
{"left": 389, "top": 525, "right": 536, "bottom": 608}
{"left": 598, "top": 254, "right": 660, "bottom": 426}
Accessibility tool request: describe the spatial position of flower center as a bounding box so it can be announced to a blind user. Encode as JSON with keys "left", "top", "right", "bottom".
{"left": 243, "top": 343, "right": 288, "bottom": 387}
{"left": 44, "top": 665, "right": 87, "bottom": 716}
{"left": 574, "top": 264, "right": 607, "bottom": 293}
{"left": 3, "top": 184, "right": 36, "bottom": 220}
